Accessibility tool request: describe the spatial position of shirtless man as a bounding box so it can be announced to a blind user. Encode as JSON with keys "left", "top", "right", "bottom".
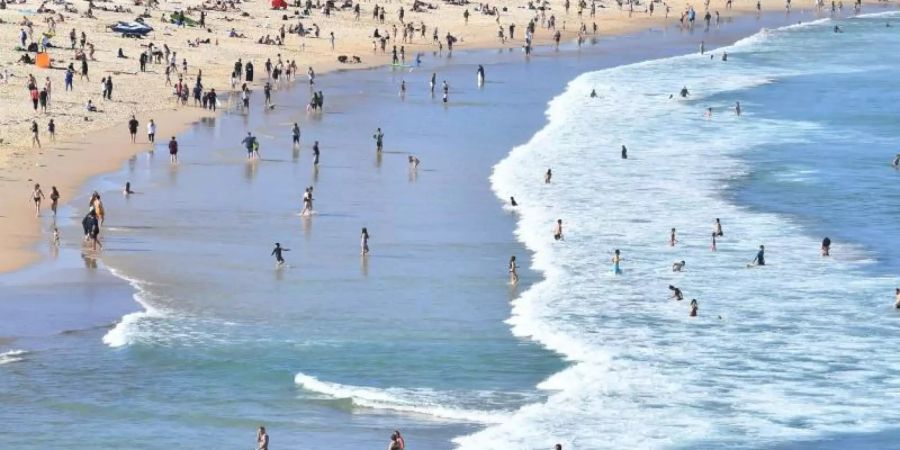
{"left": 257, "top": 426, "right": 269, "bottom": 450}
{"left": 553, "top": 219, "right": 563, "bottom": 240}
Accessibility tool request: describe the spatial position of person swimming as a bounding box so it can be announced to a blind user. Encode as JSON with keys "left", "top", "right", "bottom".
{"left": 673, "top": 260, "right": 685, "bottom": 272}
{"left": 680, "top": 86, "right": 690, "bottom": 98}
{"left": 821, "top": 237, "right": 831, "bottom": 256}
{"left": 553, "top": 219, "right": 563, "bottom": 240}
{"left": 892, "top": 153, "right": 900, "bottom": 168}
{"left": 751, "top": 245, "right": 766, "bottom": 266}
{"left": 669, "top": 285, "right": 684, "bottom": 301}
{"left": 689, "top": 299, "right": 698, "bottom": 317}
{"left": 590, "top": 89, "right": 598, "bottom": 98}
{"left": 271, "top": 242, "right": 290, "bottom": 266}
{"left": 612, "top": 249, "right": 623, "bottom": 274}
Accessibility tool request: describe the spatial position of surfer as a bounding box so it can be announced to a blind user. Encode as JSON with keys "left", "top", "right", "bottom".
{"left": 373, "top": 128, "right": 384, "bottom": 152}
{"left": 271, "top": 243, "right": 290, "bottom": 267}
{"left": 673, "top": 260, "right": 686, "bottom": 272}
{"left": 689, "top": 299, "right": 698, "bottom": 317}
{"left": 669, "top": 228, "right": 678, "bottom": 247}
{"left": 361, "top": 227, "right": 370, "bottom": 255}
{"left": 669, "top": 285, "right": 684, "bottom": 301}
{"left": 621, "top": 145, "right": 628, "bottom": 159}
{"left": 545, "top": 168, "right": 552, "bottom": 184}
{"left": 553, "top": 219, "right": 564, "bottom": 241}
{"left": 509, "top": 255, "right": 519, "bottom": 284}
{"left": 821, "top": 237, "right": 831, "bottom": 256}
{"left": 612, "top": 249, "right": 623, "bottom": 274}
{"left": 750, "top": 245, "right": 766, "bottom": 266}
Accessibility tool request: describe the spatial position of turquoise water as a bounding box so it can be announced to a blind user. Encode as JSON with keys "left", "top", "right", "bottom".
{"left": 3, "top": 9, "right": 899, "bottom": 450}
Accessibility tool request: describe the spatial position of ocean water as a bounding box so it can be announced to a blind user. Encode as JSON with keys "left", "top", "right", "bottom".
{"left": 2, "top": 10, "right": 898, "bottom": 450}
{"left": 477, "top": 12, "right": 900, "bottom": 449}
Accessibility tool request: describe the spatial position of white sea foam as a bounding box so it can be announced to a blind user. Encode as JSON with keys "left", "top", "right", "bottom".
{"left": 457, "top": 18, "right": 900, "bottom": 449}
{"left": 0, "top": 349, "right": 29, "bottom": 365}
{"left": 102, "top": 268, "right": 165, "bottom": 348}
{"left": 294, "top": 372, "right": 510, "bottom": 423}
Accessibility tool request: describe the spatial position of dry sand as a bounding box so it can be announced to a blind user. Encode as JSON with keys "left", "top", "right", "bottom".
{"left": 0, "top": 0, "right": 840, "bottom": 272}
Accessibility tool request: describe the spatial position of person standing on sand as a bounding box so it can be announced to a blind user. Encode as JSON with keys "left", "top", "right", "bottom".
{"left": 361, "top": 227, "right": 370, "bottom": 255}
{"left": 256, "top": 426, "right": 269, "bottom": 450}
{"left": 373, "top": 128, "right": 384, "bottom": 152}
{"left": 509, "top": 256, "right": 519, "bottom": 284}
{"left": 168, "top": 136, "right": 179, "bottom": 164}
{"left": 31, "top": 120, "right": 41, "bottom": 148}
{"left": 128, "top": 115, "right": 139, "bottom": 143}
{"left": 31, "top": 184, "right": 45, "bottom": 216}
{"left": 147, "top": 119, "right": 156, "bottom": 144}
{"left": 50, "top": 186, "right": 60, "bottom": 216}
{"left": 48, "top": 119, "right": 56, "bottom": 142}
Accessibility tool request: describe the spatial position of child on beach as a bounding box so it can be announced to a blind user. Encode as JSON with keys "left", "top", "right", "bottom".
{"left": 31, "top": 183, "right": 45, "bottom": 216}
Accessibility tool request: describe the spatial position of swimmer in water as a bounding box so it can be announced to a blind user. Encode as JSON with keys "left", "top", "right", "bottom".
{"left": 271, "top": 242, "right": 290, "bottom": 267}
{"left": 553, "top": 219, "right": 563, "bottom": 241}
{"left": 751, "top": 245, "right": 766, "bottom": 266}
{"left": 621, "top": 145, "right": 628, "bottom": 159}
{"left": 735, "top": 101, "right": 742, "bottom": 116}
{"left": 680, "top": 86, "right": 690, "bottom": 98}
{"left": 711, "top": 232, "right": 717, "bottom": 251}
{"left": 714, "top": 218, "right": 724, "bottom": 237}
{"left": 892, "top": 153, "right": 900, "bottom": 168}
{"left": 545, "top": 168, "right": 552, "bottom": 184}
{"left": 590, "top": 89, "right": 598, "bottom": 98}
{"left": 705, "top": 107, "right": 713, "bottom": 118}
{"left": 669, "top": 228, "right": 678, "bottom": 247}
{"left": 510, "top": 196, "right": 518, "bottom": 207}
{"left": 612, "top": 249, "right": 623, "bottom": 274}
{"left": 821, "top": 237, "right": 831, "bottom": 256}
{"left": 895, "top": 288, "right": 900, "bottom": 309}
{"left": 669, "top": 285, "right": 684, "bottom": 301}
{"left": 124, "top": 181, "right": 134, "bottom": 195}
{"left": 673, "top": 260, "right": 686, "bottom": 272}
{"left": 509, "top": 255, "right": 519, "bottom": 284}
{"left": 722, "top": 52, "right": 728, "bottom": 61}
{"left": 408, "top": 155, "right": 420, "bottom": 169}
{"left": 300, "top": 186, "right": 314, "bottom": 216}
{"left": 689, "top": 299, "right": 698, "bottom": 317}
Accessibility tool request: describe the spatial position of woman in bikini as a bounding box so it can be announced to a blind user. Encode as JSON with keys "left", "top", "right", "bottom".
{"left": 31, "top": 183, "right": 45, "bottom": 216}
{"left": 50, "top": 186, "right": 60, "bottom": 216}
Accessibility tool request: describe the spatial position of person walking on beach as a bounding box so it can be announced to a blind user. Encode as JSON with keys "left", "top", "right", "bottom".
{"left": 313, "top": 141, "right": 321, "bottom": 166}
{"left": 31, "top": 183, "right": 45, "bottom": 216}
{"left": 291, "top": 123, "right": 301, "bottom": 147}
{"left": 300, "top": 186, "right": 314, "bottom": 216}
{"left": 361, "top": 227, "right": 370, "bottom": 255}
{"left": 242, "top": 132, "right": 257, "bottom": 160}
{"left": 128, "top": 115, "right": 139, "bottom": 143}
{"left": 821, "top": 237, "right": 831, "bottom": 256}
{"left": 168, "top": 136, "right": 179, "bottom": 164}
{"left": 31, "top": 120, "right": 41, "bottom": 148}
{"left": 256, "top": 426, "right": 269, "bottom": 450}
{"left": 750, "top": 245, "right": 766, "bottom": 266}
{"left": 147, "top": 119, "right": 156, "bottom": 144}
{"left": 50, "top": 186, "right": 60, "bottom": 216}
{"left": 271, "top": 243, "right": 290, "bottom": 267}
{"left": 430, "top": 72, "right": 436, "bottom": 95}
{"left": 545, "top": 168, "right": 552, "bottom": 184}
{"left": 48, "top": 119, "right": 56, "bottom": 142}
{"left": 612, "top": 249, "right": 623, "bottom": 274}
{"left": 509, "top": 255, "right": 519, "bottom": 284}
{"left": 373, "top": 128, "right": 384, "bottom": 152}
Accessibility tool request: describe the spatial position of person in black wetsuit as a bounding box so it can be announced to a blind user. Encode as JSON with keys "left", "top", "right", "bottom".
{"left": 271, "top": 243, "right": 290, "bottom": 266}
{"left": 621, "top": 145, "right": 628, "bottom": 159}
{"left": 751, "top": 245, "right": 765, "bottom": 266}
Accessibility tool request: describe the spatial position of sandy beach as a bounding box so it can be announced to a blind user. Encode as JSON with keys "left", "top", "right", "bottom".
{"left": 0, "top": 0, "right": 828, "bottom": 273}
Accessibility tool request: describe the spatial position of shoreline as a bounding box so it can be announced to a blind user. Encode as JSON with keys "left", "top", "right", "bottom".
{"left": 0, "top": 0, "right": 874, "bottom": 275}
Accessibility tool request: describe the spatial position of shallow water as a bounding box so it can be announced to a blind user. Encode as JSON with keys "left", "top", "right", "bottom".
{"left": 1, "top": 9, "right": 893, "bottom": 450}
